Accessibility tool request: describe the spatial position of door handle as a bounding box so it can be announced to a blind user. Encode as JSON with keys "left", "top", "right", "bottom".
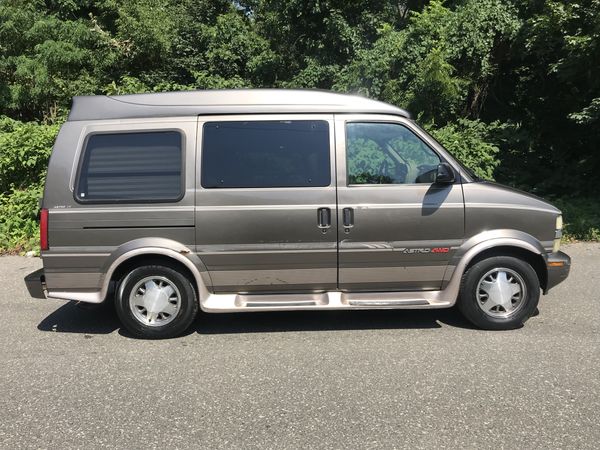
{"left": 343, "top": 207, "right": 354, "bottom": 228}
{"left": 317, "top": 207, "right": 331, "bottom": 229}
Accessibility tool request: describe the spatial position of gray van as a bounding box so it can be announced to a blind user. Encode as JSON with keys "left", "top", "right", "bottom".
{"left": 25, "top": 89, "right": 570, "bottom": 338}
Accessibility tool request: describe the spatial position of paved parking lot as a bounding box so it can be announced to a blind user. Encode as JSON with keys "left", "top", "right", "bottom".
{"left": 0, "top": 243, "right": 598, "bottom": 449}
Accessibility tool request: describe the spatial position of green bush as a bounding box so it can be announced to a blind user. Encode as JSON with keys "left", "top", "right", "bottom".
{"left": 0, "top": 185, "right": 43, "bottom": 254}
{"left": 427, "top": 119, "right": 500, "bottom": 180}
{"left": 552, "top": 198, "right": 600, "bottom": 242}
{"left": 0, "top": 117, "right": 60, "bottom": 192}
{"left": 0, "top": 117, "right": 59, "bottom": 254}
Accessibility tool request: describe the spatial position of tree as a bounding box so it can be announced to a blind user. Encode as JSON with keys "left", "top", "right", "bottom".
{"left": 1, "top": 0, "right": 600, "bottom": 252}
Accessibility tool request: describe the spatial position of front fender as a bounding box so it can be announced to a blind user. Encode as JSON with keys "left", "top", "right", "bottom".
{"left": 451, "top": 229, "right": 546, "bottom": 266}
{"left": 440, "top": 229, "right": 547, "bottom": 292}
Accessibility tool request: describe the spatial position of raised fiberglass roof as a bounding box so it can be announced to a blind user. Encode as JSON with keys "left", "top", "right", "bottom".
{"left": 67, "top": 89, "right": 410, "bottom": 121}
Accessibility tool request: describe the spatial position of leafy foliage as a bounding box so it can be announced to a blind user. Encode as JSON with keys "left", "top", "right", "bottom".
{"left": 552, "top": 198, "right": 600, "bottom": 242}
{"left": 0, "top": 186, "right": 43, "bottom": 254}
{"left": 0, "top": 117, "right": 59, "bottom": 253}
{"left": 1, "top": 0, "right": 599, "bottom": 248}
{"left": 427, "top": 119, "right": 500, "bottom": 180}
{"left": 0, "top": 117, "right": 59, "bottom": 193}
{"left": 406, "top": 47, "right": 462, "bottom": 122}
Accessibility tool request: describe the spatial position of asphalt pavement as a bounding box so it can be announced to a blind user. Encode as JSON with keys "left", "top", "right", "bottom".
{"left": 0, "top": 243, "right": 598, "bottom": 449}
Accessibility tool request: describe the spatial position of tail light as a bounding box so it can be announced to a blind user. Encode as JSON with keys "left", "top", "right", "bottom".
{"left": 40, "top": 208, "right": 49, "bottom": 251}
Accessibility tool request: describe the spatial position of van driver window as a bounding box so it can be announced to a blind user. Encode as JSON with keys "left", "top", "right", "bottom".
{"left": 346, "top": 122, "right": 440, "bottom": 185}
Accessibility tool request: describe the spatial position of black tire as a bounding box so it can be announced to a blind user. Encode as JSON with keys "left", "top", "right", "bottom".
{"left": 458, "top": 256, "right": 540, "bottom": 330}
{"left": 115, "top": 264, "right": 198, "bottom": 339}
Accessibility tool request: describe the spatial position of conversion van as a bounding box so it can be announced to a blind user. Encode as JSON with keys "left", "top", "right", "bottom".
{"left": 25, "top": 89, "right": 570, "bottom": 338}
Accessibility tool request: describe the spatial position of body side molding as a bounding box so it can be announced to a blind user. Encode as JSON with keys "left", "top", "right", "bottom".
{"left": 47, "top": 235, "right": 546, "bottom": 310}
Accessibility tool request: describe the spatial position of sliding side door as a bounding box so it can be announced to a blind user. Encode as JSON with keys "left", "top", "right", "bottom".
{"left": 195, "top": 115, "right": 338, "bottom": 294}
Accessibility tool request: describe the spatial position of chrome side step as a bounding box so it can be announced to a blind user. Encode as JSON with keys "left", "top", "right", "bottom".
{"left": 235, "top": 293, "right": 328, "bottom": 308}
{"left": 347, "top": 299, "right": 429, "bottom": 307}
{"left": 200, "top": 290, "right": 454, "bottom": 313}
{"left": 244, "top": 300, "right": 318, "bottom": 308}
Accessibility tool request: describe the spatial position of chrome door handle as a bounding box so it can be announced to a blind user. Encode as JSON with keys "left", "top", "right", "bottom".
{"left": 317, "top": 207, "right": 331, "bottom": 229}
{"left": 343, "top": 207, "right": 354, "bottom": 228}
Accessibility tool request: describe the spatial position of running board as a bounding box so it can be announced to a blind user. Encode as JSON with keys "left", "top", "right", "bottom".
{"left": 347, "top": 299, "right": 428, "bottom": 307}
{"left": 201, "top": 290, "right": 454, "bottom": 313}
{"left": 245, "top": 301, "right": 318, "bottom": 308}
{"left": 236, "top": 293, "right": 327, "bottom": 308}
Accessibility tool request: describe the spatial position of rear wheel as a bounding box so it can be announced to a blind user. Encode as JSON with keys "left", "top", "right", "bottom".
{"left": 458, "top": 256, "right": 540, "bottom": 330}
{"left": 116, "top": 264, "right": 198, "bottom": 339}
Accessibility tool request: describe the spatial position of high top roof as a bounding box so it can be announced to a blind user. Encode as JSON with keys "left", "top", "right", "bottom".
{"left": 68, "top": 89, "right": 410, "bottom": 121}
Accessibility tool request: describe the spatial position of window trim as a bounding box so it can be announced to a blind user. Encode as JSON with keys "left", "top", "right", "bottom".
{"left": 73, "top": 129, "right": 186, "bottom": 205}
{"left": 344, "top": 120, "right": 446, "bottom": 187}
{"left": 200, "top": 119, "right": 332, "bottom": 189}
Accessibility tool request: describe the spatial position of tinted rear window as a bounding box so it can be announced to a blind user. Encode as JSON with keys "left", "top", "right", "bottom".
{"left": 77, "top": 131, "right": 183, "bottom": 202}
{"left": 201, "top": 120, "right": 330, "bottom": 188}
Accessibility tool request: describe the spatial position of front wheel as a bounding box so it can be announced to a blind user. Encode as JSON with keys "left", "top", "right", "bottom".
{"left": 116, "top": 264, "right": 199, "bottom": 339}
{"left": 458, "top": 256, "right": 540, "bottom": 330}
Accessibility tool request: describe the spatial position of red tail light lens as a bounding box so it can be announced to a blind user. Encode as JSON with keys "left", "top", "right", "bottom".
{"left": 40, "top": 208, "right": 49, "bottom": 251}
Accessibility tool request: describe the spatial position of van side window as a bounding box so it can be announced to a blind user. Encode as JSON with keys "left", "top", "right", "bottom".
{"left": 201, "top": 121, "right": 330, "bottom": 188}
{"left": 346, "top": 122, "right": 440, "bottom": 185}
{"left": 77, "top": 131, "right": 183, "bottom": 202}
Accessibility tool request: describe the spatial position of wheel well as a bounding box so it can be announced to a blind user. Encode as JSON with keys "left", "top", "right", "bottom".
{"left": 110, "top": 254, "right": 198, "bottom": 296}
{"left": 465, "top": 246, "right": 547, "bottom": 291}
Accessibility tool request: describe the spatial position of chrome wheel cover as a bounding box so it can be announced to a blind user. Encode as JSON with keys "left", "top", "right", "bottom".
{"left": 129, "top": 276, "right": 181, "bottom": 327}
{"left": 476, "top": 268, "right": 526, "bottom": 318}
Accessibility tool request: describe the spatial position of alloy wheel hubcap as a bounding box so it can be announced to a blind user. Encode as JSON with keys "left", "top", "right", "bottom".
{"left": 129, "top": 276, "right": 181, "bottom": 327}
{"left": 476, "top": 268, "right": 526, "bottom": 318}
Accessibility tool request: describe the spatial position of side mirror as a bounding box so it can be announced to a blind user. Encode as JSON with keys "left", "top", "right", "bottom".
{"left": 435, "top": 162, "right": 455, "bottom": 184}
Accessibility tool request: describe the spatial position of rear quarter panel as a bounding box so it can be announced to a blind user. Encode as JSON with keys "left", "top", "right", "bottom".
{"left": 42, "top": 117, "right": 197, "bottom": 295}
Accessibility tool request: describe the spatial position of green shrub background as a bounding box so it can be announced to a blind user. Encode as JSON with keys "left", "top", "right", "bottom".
{"left": 0, "top": 117, "right": 59, "bottom": 253}
{"left": 1, "top": 0, "right": 599, "bottom": 253}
